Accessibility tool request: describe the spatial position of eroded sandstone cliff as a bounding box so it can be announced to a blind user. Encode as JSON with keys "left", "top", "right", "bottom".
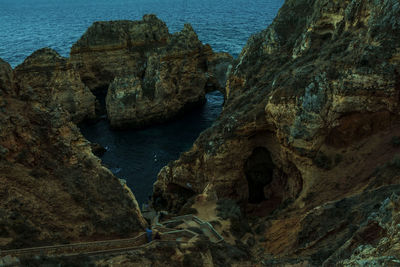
{"left": 70, "top": 14, "right": 232, "bottom": 128}
{"left": 0, "top": 58, "right": 146, "bottom": 249}
{"left": 14, "top": 48, "right": 96, "bottom": 123}
{"left": 153, "top": 0, "right": 400, "bottom": 264}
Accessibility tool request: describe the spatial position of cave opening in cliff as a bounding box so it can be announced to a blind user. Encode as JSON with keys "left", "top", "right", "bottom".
{"left": 92, "top": 85, "right": 109, "bottom": 116}
{"left": 244, "top": 147, "right": 275, "bottom": 204}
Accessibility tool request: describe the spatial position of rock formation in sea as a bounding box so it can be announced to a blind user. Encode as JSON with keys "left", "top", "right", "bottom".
{"left": 70, "top": 14, "right": 232, "bottom": 128}
{"left": 0, "top": 58, "right": 146, "bottom": 249}
{"left": 14, "top": 48, "right": 96, "bottom": 123}
{"left": 153, "top": 0, "right": 400, "bottom": 264}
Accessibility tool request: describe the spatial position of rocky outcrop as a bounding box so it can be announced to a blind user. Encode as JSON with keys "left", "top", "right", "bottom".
{"left": 329, "top": 189, "right": 400, "bottom": 265}
{"left": 0, "top": 57, "right": 146, "bottom": 249}
{"left": 70, "top": 15, "right": 170, "bottom": 91}
{"left": 0, "top": 59, "right": 15, "bottom": 96}
{"left": 14, "top": 48, "right": 96, "bottom": 123}
{"left": 70, "top": 15, "right": 232, "bottom": 128}
{"left": 153, "top": 0, "right": 400, "bottom": 264}
{"left": 205, "top": 51, "right": 233, "bottom": 94}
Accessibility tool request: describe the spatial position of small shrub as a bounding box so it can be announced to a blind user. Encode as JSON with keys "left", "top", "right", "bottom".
{"left": 389, "top": 154, "right": 400, "bottom": 169}
{"left": 246, "top": 236, "right": 256, "bottom": 247}
{"left": 20, "top": 254, "right": 94, "bottom": 267}
{"left": 373, "top": 154, "right": 400, "bottom": 177}
{"left": 216, "top": 199, "right": 252, "bottom": 239}
{"left": 29, "top": 168, "right": 48, "bottom": 178}
{"left": 373, "top": 166, "right": 382, "bottom": 176}
{"left": 391, "top": 136, "right": 400, "bottom": 147}
{"left": 16, "top": 149, "right": 29, "bottom": 163}
{"left": 304, "top": 192, "right": 316, "bottom": 202}
{"left": 334, "top": 154, "right": 343, "bottom": 165}
{"left": 0, "top": 145, "right": 8, "bottom": 158}
{"left": 258, "top": 237, "right": 267, "bottom": 242}
{"left": 83, "top": 158, "right": 95, "bottom": 168}
{"left": 210, "top": 220, "right": 222, "bottom": 228}
{"left": 230, "top": 218, "right": 251, "bottom": 239}
{"left": 254, "top": 223, "right": 266, "bottom": 235}
{"left": 280, "top": 198, "right": 294, "bottom": 210}
{"left": 193, "top": 239, "right": 210, "bottom": 251}
{"left": 183, "top": 253, "right": 204, "bottom": 267}
{"left": 313, "top": 152, "right": 332, "bottom": 170}
{"left": 216, "top": 199, "right": 241, "bottom": 220}
{"left": 178, "top": 197, "right": 197, "bottom": 215}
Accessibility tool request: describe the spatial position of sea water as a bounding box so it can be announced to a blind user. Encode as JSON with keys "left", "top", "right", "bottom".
{"left": 0, "top": 0, "right": 284, "bottom": 204}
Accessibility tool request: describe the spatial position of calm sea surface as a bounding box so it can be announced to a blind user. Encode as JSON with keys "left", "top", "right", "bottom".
{"left": 0, "top": 0, "right": 284, "bottom": 203}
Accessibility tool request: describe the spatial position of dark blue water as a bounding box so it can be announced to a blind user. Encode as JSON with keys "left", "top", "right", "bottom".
{"left": 0, "top": 0, "right": 284, "bottom": 204}
{"left": 80, "top": 92, "right": 223, "bottom": 204}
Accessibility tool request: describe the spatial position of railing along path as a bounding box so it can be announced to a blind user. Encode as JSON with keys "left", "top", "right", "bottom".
{"left": 0, "top": 214, "right": 223, "bottom": 258}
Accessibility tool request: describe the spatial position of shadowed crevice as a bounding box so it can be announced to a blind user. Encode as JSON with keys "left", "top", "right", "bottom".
{"left": 244, "top": 147, "right": 275, "bottom": 204}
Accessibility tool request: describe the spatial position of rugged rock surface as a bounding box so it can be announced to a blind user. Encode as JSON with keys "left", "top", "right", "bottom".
{"left": 70, "top": 15, "right": 170, "bottom": 91}
{"left": 0, "top": 57, "right": 146, "bottom": 249}
{"left": 205, "top": 51, "right": 233, "bottom": 94}
{"left": 331, "top": 189, "right": 400, "bottom": 266}
{"left": 14, "top": 48, "right": 96, "bottom": 123}
{"left": 153, "top": 0, "right": 400, "bottom": 264}
{"left": 70, "top": 15, "right": 232, "bottom": 128}
{"left": 0, "top": 59, "right": 15, "bottom": 96}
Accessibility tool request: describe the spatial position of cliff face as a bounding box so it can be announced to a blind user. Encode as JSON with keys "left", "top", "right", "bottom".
{"left": 70, "top": 15, "right": 170, "bottom": 91}
{"left": 0, "top": 58, "right": 146, "bottom": 249}
{"left": 153, "top": 0, "right": 400, "bottom": 264}
{"left": 14, "top": 48, "right": 96, "bottom": 123}
{"left": 70, "top": 15, "right": 232, "bottom": 128}
{"left": 0, "top": 59, "right": 15, "bottom": 96}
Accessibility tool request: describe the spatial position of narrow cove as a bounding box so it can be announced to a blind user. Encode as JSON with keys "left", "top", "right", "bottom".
{"left": 79, "top": 91, "right": 223, "bottom": 204}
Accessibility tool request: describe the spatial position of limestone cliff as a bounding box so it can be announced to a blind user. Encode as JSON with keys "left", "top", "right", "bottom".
{"left": 0, "top": 58, "right": 146, "bottom": 249}
{"left": 0, "top": 59, "right": 15, "bottom": 96}
{"left": 70, "top": 15, "right": 232, "bottom": 128}
{"left": 153, "top": 0, "right": 400, "bottom": 264}
{"left": 70, "top": 15, "right": 170, "bottom": 91}
{"left": 14, "top": 48, "right": 96, "bottom": 123}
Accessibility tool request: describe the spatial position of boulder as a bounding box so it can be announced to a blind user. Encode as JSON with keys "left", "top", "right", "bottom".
{"left": 90, "top": 143, "right": 107, "bottom": 157}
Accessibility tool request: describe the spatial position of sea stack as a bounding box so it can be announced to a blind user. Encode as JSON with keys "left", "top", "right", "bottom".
{"left": 70, "top": 14, "right": 232, "bottom": 128}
